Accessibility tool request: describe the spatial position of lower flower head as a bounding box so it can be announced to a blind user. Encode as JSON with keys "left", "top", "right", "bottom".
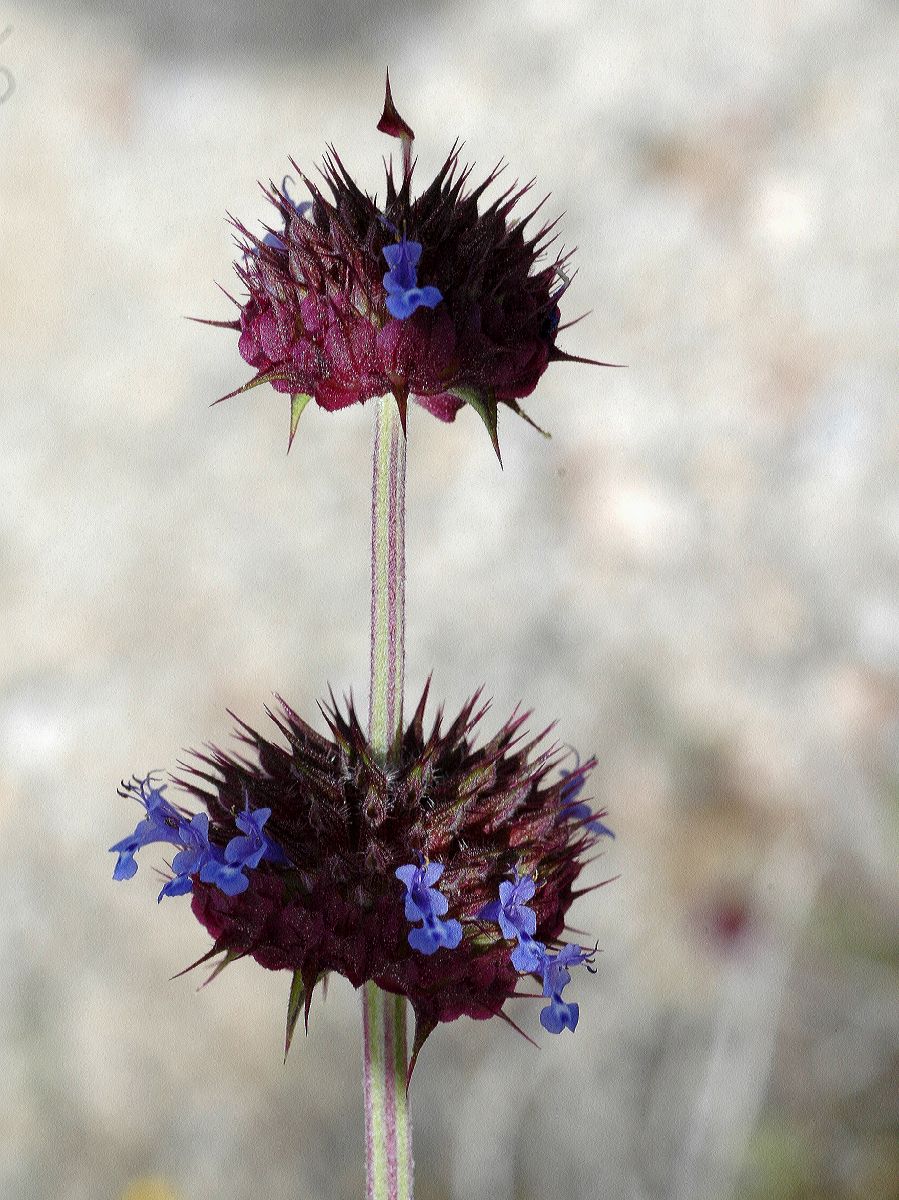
{"left": 111, "top": 683, "right": 611, "bottom": 1061}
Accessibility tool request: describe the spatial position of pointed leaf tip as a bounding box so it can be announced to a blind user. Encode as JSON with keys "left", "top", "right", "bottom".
{"left": 377, "top": 70, "right": 415, "bottom": 144}
{"left": 406, "top": 1009, "right": 438, "bottom": 1091}
{"left": 392, "top": 386, "right": 409, "bottom": 438}
{"left": 284, "top": 969, "right": 306, "bottom": 1061}
{"left": 450, "top": 385, "right": 502, "bottom": 466}
{"left": 198, "top": 949, "right": 243, "bottom": 991}
{"left": 288, "top": 392, "right": 312, "bottom": 452}
{"left": 506, "top": 399, "right": 551, "bottom": 439}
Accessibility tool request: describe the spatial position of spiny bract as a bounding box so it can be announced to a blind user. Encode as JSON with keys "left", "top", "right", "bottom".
{"left": 114, "top": 682, "right": 612, "bottom": 1069}
{"left": 203, "top": 74, "right": 615, "bottom": 461}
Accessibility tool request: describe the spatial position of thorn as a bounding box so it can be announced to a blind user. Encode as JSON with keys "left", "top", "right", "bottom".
{"left": 548, "top": 347, "right": 626, "bottom": 368}
{"left": 505, "top": 399, "right": 551, "bottom": 439}
{"left": 211, "top": 369, "right": 287, "bottom": 407}
{"left": 170, "top": 944, "right": 222, "bottom": 981}
{"left": 497, "top": 1008, "right": 540, "bottom": 1049}
{"left": 198, "top": 949, "right": 243, "bottom": 990}
{"left": 184, "top": 315, "right": 241, "bottom": 330}
{"left": 406, "top": 1009, "right": 438, "bottom": 1091}
{"left": 450, "top": 385, "right": 502, "bottom": 466}
{"left": 301, "top": 964, "right": 319, "bottom": 1033}
{"left": 392, "top": 385, "right": 409, "bottom": 437}
{"left": 284, "top": 969, "right": 305, "bottom": 1062}
{"left": 288, "top": 392, "right": 312, "bottom": 452}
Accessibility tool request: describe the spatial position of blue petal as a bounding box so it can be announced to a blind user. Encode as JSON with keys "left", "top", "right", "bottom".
{"left": 421, "top": 861, "right": 444, "bottom": 887}
{"left": 408, "top": 924, "right": 441, "bottom": 955}
{"left": 170, "top": 846, "right": 205, "bottom": 877}
{"left": 158, "top": 875, "right": 193, "bottom": 902}
{"left": 385, "top": 290, "right": 417, "bottom": 320}
{"left": 588, "top": 818, "right": 615, "bottom": 839}
{"left": 416, "top": 285, "right": 443, "bottom": 309}
{"left": 383, "top": 238, "right": 422, "bottom": 277}
{"left": 224, "top": 833, "right": 265, "bottom": 869}
{"left": 439, "top": 918, "right": 463, "bottom": 950}
{"left": 395, "top": 864, "right": 420, "bottom": 889}
{"left": 541, "top": 958, "right": 573, "bottom": 998}
{"left": 517, "top": 906, "right": 538, "bottom": 936}
{"left": 511, "top": 936, "right": 546, "bottom": 973}
{"left": 559, "top": 768, "right": 586, "bottom": 804}
{"left": 497, "top": 909, "right": 523, "bottom": 941}
{"left": 236, "top": 806, "right": 272, "bottom": 837}
{"left": 540, "top": 998, "right": 579, "bottom": 1034}
{"left": 112, "top": 851, "right": 138, "bottom": 881}
{"left": 199, "top": 858, "right": 249, "bottom": 897}
{"left": 478, "top": 899, "right": 501, "bottom": 922}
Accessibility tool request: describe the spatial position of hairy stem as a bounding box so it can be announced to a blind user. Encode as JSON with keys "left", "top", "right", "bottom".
{"left": 368, "top": 393, "right": 406, "bottom": 762}
{"left": 363, "top": 395, "right": 412, "bottom": 1200}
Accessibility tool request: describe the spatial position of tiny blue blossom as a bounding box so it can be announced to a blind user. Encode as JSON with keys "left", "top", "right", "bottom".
{"left": 479, "top": 870, "right": 545, "bottom": 970}
{"left": 559, "top": 755, "right": 614, "bottom": 839}
{"left": 510, "top": 931, "right": 546, "bottom": 973}
{"left": 396, "top": 859, "right": 463, "bottom": 955}
{"left": 225, "top": 803, "right": 289, "bottom": 870}
{"left": 110, "top": 777, "right": 188, "bottom": 882}
{"left": 478, "top": 870, "right": 536, "bottom": 936}
{"left": 538, "top": 943, "right": 594, "bottom": 1035}
{"left": 382, "top": 237, "right": 443, "bottom": 320}
{"left": 261, "top": 178, "right": 311, "bottom": 250}
{"left": 159, "top": 812, "right": 218, "bottom": 900}
{"left": 111, "top": 775, "right": 287, "bottom": 901}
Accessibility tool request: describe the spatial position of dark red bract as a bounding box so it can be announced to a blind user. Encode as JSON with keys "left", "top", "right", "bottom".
{"left": 175, "top": 684, "right": 603, "bottom": 1060}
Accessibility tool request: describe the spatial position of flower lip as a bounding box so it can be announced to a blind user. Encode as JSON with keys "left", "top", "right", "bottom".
{"left": 382, "top": 236, "right": 443, "bottom": 320}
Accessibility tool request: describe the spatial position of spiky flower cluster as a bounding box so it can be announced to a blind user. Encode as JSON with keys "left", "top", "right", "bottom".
{"left": 204, "top": 77, "right": 611, "bottom": 459}
{"left": 111, "top": 685, "right": 612, "bottom": 1064}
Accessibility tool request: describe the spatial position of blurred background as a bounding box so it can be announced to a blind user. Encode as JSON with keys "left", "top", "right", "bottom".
{"left": 1, "top": 1, "right": 897, "bottom": 1197}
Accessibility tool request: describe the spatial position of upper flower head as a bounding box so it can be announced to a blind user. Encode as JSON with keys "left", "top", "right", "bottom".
{"left": 202, "top": 74, "right": 617, "bottom": 461}
{"left": 111, "top": 683, "right": 611, "bottom": 1070}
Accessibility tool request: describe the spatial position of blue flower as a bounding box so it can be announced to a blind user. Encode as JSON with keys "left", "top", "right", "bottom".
{"left": 382, "top": 237, "right": 443, "bottom": 320}
{"left": 109, "top": 777, "right": 187, "bottom": 882}
{"left": 559, "top": 755, "right": 614, "bottom": 839}
{"left": 395, "top": 859, "right": 463, "bottom": 955}
{"left": 111, "top": 775, "right": 288, "bottom": 901}
{"left": 159, "top": 812, "right": 218, "bottom": 900}
{"left": 510, "top": 931, "right": 546, "bottom": 973}
{"left": 479, "top": 870, "right": 546, "bottom": 969}
{"left": 480, "top": 871, "right": 537, "bottom": 938}
{"left": 225, "top": 803, "right": 289, "bottom": 870}
{"left": 261, "top": 177, "right": 311, "bottom": 251}
{"left": 538, "top": 943, "right": 594, "bottom": 1035}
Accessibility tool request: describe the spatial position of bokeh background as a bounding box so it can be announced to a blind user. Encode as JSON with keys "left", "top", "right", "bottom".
{"left": 1, "top": 1, "right": 897, "bottom": 1198}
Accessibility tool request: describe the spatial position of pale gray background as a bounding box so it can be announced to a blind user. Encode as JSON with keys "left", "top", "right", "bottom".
{"left": 1, "top": 1, "right": 897, "bottom": 1198}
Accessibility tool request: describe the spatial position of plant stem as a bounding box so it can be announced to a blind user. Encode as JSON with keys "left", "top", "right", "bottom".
{"left": 363, "top": 394, "right": 412, "bottom": 1200}
{"left": 368, "top": 393, "right": 406, "bottom": 762}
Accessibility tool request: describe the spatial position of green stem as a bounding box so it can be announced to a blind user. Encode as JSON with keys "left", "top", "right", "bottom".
{"left": 363, "top": 395, "right": 412, "bottom": 1200}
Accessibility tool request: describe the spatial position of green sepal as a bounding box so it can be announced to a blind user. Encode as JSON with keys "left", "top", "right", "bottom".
{"left": 288, "top": 393, "right": 312, "bottom": 452}
{"left": 284, "top": 969, "right": 305, "bottom": 1061}
{"left": 450, "top": 386, "right": 502, "bottom": 466}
